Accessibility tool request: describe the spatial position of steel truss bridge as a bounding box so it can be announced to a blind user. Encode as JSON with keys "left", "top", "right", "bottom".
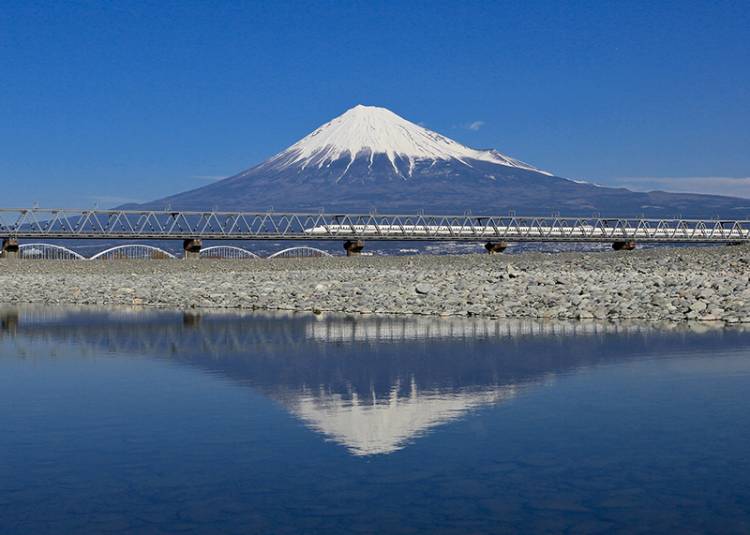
{"left": 1, "top": 208, "right": 749, "bottom": 255}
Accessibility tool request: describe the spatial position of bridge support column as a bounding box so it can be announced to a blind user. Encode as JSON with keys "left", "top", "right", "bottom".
{"left": 343, "top": 240, "right": 365, "bottom": 257}
{"left": 183, "top": 238, "right": 202, "bottom": 260}
{"left": 612, "top": 240, "right": 637, "bottom": 251}
{"left": 1, "top": 238, "right": 19, "bottom": 259}
{"left": 484, "top": 241, "right": 508, "bottom": 254}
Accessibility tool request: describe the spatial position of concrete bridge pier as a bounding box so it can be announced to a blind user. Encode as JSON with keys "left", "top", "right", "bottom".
{"left": 484, "top": 241, "right": 508, "bottom": 254}
{"left": 1, "top": 238, "right": 19, "bottom": 259}
{"left": 183, "top": 238, "right": 202, "bottom": 260}
{"left": 612, "top": 240, "right": 637, "bottom": 251}
{"left": 343, "top": 240, "right": 365, "bottom": 256}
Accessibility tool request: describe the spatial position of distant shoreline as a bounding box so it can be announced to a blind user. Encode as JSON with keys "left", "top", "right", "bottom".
{"left": 1, "top": 245, "right": 749, "bottom": 324}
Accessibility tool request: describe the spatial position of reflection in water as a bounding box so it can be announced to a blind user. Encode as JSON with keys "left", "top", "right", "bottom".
{"left": 3, "top": 307, "right": 750, "bottom": 534}
{"left": 1, "top": 307, "right": 749, "bottom": 456}
{"left": 291, "top": 381, "right": 518, "bottom": 455}
{"left": 304, "top": 315, "right": 665, "bottom": 342}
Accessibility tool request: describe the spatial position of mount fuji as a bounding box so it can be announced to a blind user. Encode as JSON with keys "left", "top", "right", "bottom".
{"left": 131, "top": 105, "right": 749, "bottom": 217}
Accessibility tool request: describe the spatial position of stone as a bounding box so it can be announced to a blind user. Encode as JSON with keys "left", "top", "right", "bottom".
{"left": 505, "top": 265, "right": 521, "bottom": 278}
{"left": 698, "top": 288, "right": 715, "bottom": 299}
{"left": 415, "top": 283, "right": 434, "bottom": 295}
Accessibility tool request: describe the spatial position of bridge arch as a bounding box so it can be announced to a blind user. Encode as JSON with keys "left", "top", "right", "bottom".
{"left": 267, "top": 246, "right": 333, "bottom": 259}
{"left": 200, "top": 246, "right": 260, "bottom": 259}
{"left": 19, "top": 243, "right": 85, "bottom": 260}
{"left": 90, "top": 245, "right": 176, "bottom": 260}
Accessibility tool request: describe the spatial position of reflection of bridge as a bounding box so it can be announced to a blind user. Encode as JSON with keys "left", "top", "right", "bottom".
{"left": 0, "top": 308, "right": 315, "bottom": 355}
{"left": 0, "top": 307, "right": 696, "bottom": 356}
{"left": 2, "top": 207, "right": 749, "bottom": 258}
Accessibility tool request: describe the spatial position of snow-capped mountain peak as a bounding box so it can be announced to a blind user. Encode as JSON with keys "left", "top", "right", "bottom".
{"left": 266, "top": 104, "right": 550, "bottom": 176}
{"left": 136, "top": 103, "right": 750, "bottom": 217}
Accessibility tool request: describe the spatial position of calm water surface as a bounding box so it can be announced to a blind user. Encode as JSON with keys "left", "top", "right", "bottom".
{"left": 1, "top": 308, "right": 750, "bottom": 534}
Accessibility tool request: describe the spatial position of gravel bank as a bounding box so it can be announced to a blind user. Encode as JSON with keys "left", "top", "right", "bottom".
{"left": 2, "top": 246, "right": 750, "bottom": 323}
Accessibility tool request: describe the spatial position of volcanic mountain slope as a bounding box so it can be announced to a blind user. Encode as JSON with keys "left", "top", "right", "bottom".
{"left": 132, "top": 105, "right": 750, "bottom": 217}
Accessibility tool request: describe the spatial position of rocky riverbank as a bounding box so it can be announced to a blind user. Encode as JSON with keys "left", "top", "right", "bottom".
{"left": 1, "top": 246, "right": 750, "bottom": 323}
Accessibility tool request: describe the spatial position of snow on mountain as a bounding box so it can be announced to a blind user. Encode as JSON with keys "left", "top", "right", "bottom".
{"left": 263, "top": 104, "right": 550, "bottom": 179}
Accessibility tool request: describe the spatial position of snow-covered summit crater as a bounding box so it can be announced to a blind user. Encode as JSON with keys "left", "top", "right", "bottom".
{"left": 265, "top": 104, "right": 550, "bottom": 176}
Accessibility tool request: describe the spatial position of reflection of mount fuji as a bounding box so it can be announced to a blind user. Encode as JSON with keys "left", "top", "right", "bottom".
{"left": 287, "top": 381, "right": 517, "bottom": 456}
{"left": 3, "top": 308, "right": 748, "bottom": 456}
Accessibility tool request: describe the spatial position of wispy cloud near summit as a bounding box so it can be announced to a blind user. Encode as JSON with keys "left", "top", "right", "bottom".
{"left": 465, "top": 121, "right": 485, "bottom": 131}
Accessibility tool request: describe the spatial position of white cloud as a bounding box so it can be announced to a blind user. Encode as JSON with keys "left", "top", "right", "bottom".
{"left": 612, "top": 176, "right": 750, "bottom": 199}
{"left": 451, "top": 120, "right": 485, "bottom": 131}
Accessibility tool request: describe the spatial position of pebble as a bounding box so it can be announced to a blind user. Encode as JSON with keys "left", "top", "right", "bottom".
{"left": 1, "top": 245, "right": 749, "bottom": 324}
{"left": 415, "top": 283, "right": 434, "bottom": 295}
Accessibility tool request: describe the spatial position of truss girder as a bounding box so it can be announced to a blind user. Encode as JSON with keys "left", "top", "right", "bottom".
{"left": 0, "top": 209, "right": 748, "bottom": 243}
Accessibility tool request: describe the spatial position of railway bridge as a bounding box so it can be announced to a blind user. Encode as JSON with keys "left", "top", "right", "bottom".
{"left": 1, "top": 207, "right": 749, "bottom": 259}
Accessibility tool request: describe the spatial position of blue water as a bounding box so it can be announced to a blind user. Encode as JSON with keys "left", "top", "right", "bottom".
{"left": 1, "top": 309, "right": 750, "bottom": 534}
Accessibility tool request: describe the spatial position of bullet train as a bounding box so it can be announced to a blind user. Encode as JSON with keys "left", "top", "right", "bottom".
{"left": 302, "top": 223, "right": 750, "bottom": 239}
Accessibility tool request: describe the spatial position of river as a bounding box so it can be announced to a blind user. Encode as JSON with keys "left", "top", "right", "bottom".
{"left": 1, "top": 308, "right": 749, "bottom": 534}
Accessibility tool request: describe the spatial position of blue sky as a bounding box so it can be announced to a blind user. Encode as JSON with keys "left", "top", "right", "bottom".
{"left": 1, "top": 0, "right": 749, "bottom": 207}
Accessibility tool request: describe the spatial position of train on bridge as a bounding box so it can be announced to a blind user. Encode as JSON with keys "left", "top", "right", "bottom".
{"left": 1, "top": 207, "right": 749, "bottom": 259}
